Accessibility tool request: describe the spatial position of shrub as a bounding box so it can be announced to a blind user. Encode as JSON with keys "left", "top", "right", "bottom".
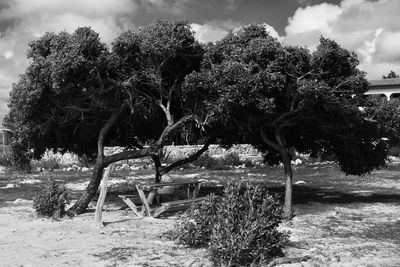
{"left": 209, "top": 182, "right": 288, "bottom": 266}
{"left": 33, "top": 180, "right": 71, "bottom": 218}
{"left": 0, "top": 153, "right": 13, "bottom": 167}
{"left": 172, "top": 181, "right": 288, "bottom": 266}
{"left": 388, "top": 146, "right": 400, "bottom": 158}
{"left": 223, "top": 152, "right": 241, "bottom": 166}
{"left": 9, "top": 142, "right": 32, "bottom": 172}
{"left": 172, "top": 194, "right": 220, "bottom": 248}
{"left": 193, "top": 151, "right": 216, "bottom": 169}
{"left": 193, "top": 152, "right": 244, "bottom": 170}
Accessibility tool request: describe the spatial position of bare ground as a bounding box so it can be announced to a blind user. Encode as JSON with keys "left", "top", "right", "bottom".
{"left": 0, "top": 164, "right": 400, "bottom": 266}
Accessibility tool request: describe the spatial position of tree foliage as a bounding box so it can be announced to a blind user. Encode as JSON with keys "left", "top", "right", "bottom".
{"left": 184, "top": 25, "right": 386, "bottom": 218}
{"left": 382, "top": 70, "right": 399, "bottom": 79}
{"left": 5, "top": 21, "right": 208, "bottom": 213}
{"left": 364, "top": 97, "right": 400, "bottom": 147}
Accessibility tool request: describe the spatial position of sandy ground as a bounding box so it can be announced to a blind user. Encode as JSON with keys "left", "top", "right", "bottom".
{"left": 0, "top": 165, "right": 400, "bottom": 266}
{"left": 1, "top": 199, "right": 399, "bottom": 266}
{"left": 0, "top": 201, "right": 210, "bottom": 267}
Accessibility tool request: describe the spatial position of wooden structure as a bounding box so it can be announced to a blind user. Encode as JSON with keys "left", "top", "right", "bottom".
{"left": 118, "top": 180, "right": 205, "bottom": 218}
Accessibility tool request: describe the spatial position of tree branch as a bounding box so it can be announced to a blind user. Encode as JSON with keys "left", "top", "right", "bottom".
{"left": 156, "top": 115, "right": 198, "bottom": 148}
{"left": 97, "top": 108, "right": 123, "bottom": 158}
{"left": 103, "top": 148, "right": 154, "bottom": 166}
{"left": 260, "top": 126, "right": 280, "bottom": 152}
{"left": 163, "top": 140, "right": 211, "bottom": 174}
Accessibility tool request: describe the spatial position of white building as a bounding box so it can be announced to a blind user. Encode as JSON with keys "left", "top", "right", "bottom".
{"left": 365, "top": 78, "right": 400, "bottom": 100}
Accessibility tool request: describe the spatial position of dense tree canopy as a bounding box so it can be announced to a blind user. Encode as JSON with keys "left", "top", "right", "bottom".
{"left": 184, "top": 25, "right": 386, "bottom": 218}
{"left": 5, "top": 22, "right": 387, "bottom": 218}
{"left": 364, "top": 97, "right": 400, "bottom": 148}
{"left": 5, "top": 21, "right": 209, "bottom": 213}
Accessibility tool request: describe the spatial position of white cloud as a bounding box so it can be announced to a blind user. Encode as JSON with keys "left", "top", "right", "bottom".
{"left": 191, "top": 21, "right": 281, "bottom": 44}
{"left": 191, "top": 20, "right": 243, "bottom": 43}
{"left": 285, "top": 3, "right": 342, "bottom": 35}
{"left": 3, "top": 51, "right": 13, "bottom": 59}
{"left": 260, "top": 23, "right": 283, "bottom": 42}
{"left": 0, "top": 0, "right": 139, "bottom": 122}
{"left": 284, "top": 0, "right": 400, "bottom": 79}
{"left": 0, "top": 0, "right": 137, "bottom": 18}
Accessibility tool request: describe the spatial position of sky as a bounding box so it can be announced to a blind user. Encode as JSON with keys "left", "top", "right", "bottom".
{"left": 0, "top": 0, "right": 399, "bottom": 123}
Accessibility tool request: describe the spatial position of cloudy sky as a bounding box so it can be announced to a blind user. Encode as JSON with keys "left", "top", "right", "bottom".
{"left": 0, "top": 0, "right": 399, "bottom": 123}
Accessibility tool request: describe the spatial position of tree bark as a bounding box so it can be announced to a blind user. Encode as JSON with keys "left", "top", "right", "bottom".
{"left": 274, "top": 129, "right": 294, "bottom": 220}
{"left": 94, "top": 164, "right": 115, "bottom": 228}
{"left": 151, "top": 142, "right": 211, "bottom": 183}
{"left": 261, "top": 128, "right": 294, "bottom": 220}
{"left": 280, "top": 148, "right": 294, "bottom": 220}
{"left": 151, "top": 155, "right": 163, "bottom": 183}
{"left": 68, "top": 160, "right": 105, "bottom": 214}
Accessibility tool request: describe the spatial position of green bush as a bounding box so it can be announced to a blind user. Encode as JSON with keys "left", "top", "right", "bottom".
{"left": 172, "top": 181, "right": 288, "bottom": 266}
{"left": 388, "top": 146, "right": 400, "bottom": 157}
{"left": 33, "top": 180, "right": 71, "bottom": 218}
{"left": 223, "top": 152, "right": 241, "bottom": 166}
{"left": 193, "top": 152, "right": 246, "bottom": 170}
{"left": 9, "top": 142, "right": 32, "bottom": 172}
{"left": 172, "top": 194, "right": 220, "bottom": 248}
{"left": 0, "top": 153, "right": 13, "bottom": 167}
{"left": 31, "top": 157, "right": 61, "bottom": 171}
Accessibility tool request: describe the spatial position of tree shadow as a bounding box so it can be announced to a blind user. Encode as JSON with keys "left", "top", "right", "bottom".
{"left": 268, "top": 185, "right": 400, "bottom": 205}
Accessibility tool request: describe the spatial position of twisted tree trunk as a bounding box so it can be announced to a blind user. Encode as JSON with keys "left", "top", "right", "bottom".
{"left": 68, "top": 159, "right": 106, "bottom": 214}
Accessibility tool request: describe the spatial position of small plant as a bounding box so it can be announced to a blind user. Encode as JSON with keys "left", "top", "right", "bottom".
{"left": 171, "top": 181, "right": 288, "bottom": 266}
{"left": 223, "top": 152, "right": 241, "bottom": 166}
{"left": 171, "top": 194, "right": 220, "bottom": 248}
{"left": 193, "top": 151, "right": 244, "bottom": 170}
{"left": 78, "top": 154, "right": 95, "bottom": 167}
{"left": 31, "top": 150, "right": 63, "bottom": 170}
{"left": 9, "top": 141, "right": 32, "bottom": 172}
{"left": 388, "top": 145, "right": 400, "bottom": 158}
{"left": 33, "top": 180, "right": 71, "bottom": 218}
{"left": 0, "top": 153, "right": 13, "bottom": 167}
{"left": 209, "top": 182, "right": 288, "bottom": 266}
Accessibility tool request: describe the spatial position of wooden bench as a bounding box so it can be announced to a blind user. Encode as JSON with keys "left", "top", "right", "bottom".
{"left": 117, "top": 195, "right": 144, "bottom": 217}
{"left": 135, "top": 180, "right": 203, "bottom": 217}
{"left": 153, "top": 196, "right": 208, "bottom": 218}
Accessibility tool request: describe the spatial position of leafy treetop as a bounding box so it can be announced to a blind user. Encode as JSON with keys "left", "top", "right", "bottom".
{"left": 183, "top": 25, "right": 386, "bottom": 218}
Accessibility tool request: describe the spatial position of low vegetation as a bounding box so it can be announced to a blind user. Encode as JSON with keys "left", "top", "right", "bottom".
{"left": 33, "top": 180, "right": 71, "bottom": 218}
{"left": 192, "top": 151, "right": 251, "bottom": 170}
{"left": 170, "top": 181, "right": 288, "bottom": 266}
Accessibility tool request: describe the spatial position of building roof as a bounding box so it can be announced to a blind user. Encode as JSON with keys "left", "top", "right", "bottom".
{"left": 369, "top": 78, "right": 400, "bottom": 87}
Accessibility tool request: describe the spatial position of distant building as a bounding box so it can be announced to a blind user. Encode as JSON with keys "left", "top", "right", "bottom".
{"left": 366, "top": 78, "right": 400, "bottom": 100}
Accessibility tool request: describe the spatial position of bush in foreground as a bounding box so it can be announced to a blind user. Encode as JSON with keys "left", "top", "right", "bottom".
{"left": 33, "top": 180, "right": 71, "bottom": 218}
{"left": 172, "top": 194, "right": 220, "bottom": 248}
{"left": 171, "top": 181, "right": 288, "bottom": 266}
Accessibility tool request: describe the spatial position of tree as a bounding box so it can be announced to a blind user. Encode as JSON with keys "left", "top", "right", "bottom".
{"left": 184, "top": 26, "right": 386, "bottom": 219}
{"left": 382, "top": 70, "right": 399, "bottom": 79}
{"left": 5, "top": 21, "right": 210, "bottom": 214}
{"left": 364, "top": 97, "right": 400, "bottom": 147}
